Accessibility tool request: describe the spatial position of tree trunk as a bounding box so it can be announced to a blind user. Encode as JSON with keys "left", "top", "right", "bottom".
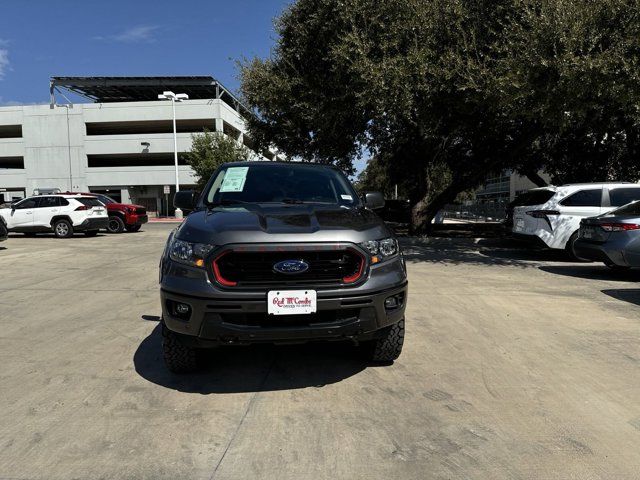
{"left": 410, "top": 180, "right": 471, "bottom": 234}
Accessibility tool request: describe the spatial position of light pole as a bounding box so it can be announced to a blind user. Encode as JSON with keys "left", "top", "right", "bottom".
{"left": 158, "top": 90, "right": 189, "bottom": 218}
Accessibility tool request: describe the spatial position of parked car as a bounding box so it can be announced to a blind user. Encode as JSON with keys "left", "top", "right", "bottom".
{"left": 159, "top": 162, "right": 407, "bottom": 373}
{"left": 512, "top": 183, "right": 640, "bottom": 258}
{"left": 64, "top": 192, "right": 148, "bottom": 233}
{"left": 0, "top": 194, "right": 108, "bottom": 238}
{"left": 574, "top": 200, "right": 640, "bottom": 269}
{"left": 0, "top": 215, "right": 7, "bottom": 242}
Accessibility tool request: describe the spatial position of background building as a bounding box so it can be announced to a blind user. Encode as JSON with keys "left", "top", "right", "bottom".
{"left": 0, "top": 76, "right": 280, "bottom": 216}
{"left": 475, "top": 170, "right": 551, "bottom": 203}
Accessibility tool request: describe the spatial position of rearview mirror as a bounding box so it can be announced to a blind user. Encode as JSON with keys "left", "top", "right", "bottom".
{"left": 174, "top": 190, "right": 198, "bottom": 212}
{"left": 364, "top": 191, "right": 385, "bottom": 210}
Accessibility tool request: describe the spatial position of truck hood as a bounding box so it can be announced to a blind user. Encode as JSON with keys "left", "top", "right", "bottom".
{"left": 176, "top": 204, "right": 392, "bottom": 245}
{"left": 106, "top": 203, "right": 145, "bottom": 211}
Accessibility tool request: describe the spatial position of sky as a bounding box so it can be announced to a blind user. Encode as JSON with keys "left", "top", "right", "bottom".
{"left": 0, "top": 0, "right": 290, "bottom": 105}
{"left": 0, "top": 0, "right": 367, "bottom": 173}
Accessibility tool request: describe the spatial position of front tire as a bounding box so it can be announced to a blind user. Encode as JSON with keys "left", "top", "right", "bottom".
{"left": 125, "top": 224, "right": 141, "bottom": 232}
{"left": 53, "top": 219, "right": 73, "bottom": 238}
{"left": 162, "top": 324, "right": 199, "bottom": 373}
{"left": 107, "top": 216, "right": 125, "bottom": 234}
{"left": 365, "top": 319, "right": 405, "bottom": 363}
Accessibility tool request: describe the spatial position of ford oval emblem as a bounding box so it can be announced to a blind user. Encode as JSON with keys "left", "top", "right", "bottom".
{"left": 273, "top": 259, "right": 309, "bottom": 275}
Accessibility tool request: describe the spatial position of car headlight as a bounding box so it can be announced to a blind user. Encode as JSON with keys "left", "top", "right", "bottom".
{"left": 359, "top": 237, "right": 399, "bottom": 263}
{"left": 169, "top": 238, "right": 215, "bottom": 267}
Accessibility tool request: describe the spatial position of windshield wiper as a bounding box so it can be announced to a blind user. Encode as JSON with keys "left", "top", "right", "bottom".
{"left": 206, "top": 199, "right": 251, "bottom": 208}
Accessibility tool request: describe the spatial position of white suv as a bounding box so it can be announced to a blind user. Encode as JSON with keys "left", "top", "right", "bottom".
{"left": 512, "top": 183, "right": 640, "bottom": 257}
{"left": 0, "top": 194, "right": 109, "bottom": 238}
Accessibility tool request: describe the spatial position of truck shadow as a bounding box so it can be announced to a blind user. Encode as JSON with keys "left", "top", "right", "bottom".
{"left": 134, "top": 324, "right": 368, "bottom": 394}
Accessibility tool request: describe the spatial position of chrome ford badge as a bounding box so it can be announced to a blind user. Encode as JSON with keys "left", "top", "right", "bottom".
{"left": 273, "top": 259, "right": 309, "bottom": 274}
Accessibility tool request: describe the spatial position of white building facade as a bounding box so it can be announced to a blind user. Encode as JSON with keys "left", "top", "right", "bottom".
{"left": 0, "top": 77, "right": 275, "bottom": 216}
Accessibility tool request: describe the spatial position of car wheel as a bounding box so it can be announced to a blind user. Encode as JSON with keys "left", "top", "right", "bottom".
{"left": 565, "top": 231, "right": 589, "bottom": 261}
{"left": 107, "top": 216, "right": 125, "bottom": 234}
{"left": 84, "top": 230, "right": 99, "bottom": 237}
{"left": 162, "top": 323, "right": 199, "bottom": 373}
{"left": 125, "top": 224, "right": 141, "bottom": 232}
{"left": 53, "top": 219, "right": 73, "bottom": 238}
{"left": 364, "top": 319, "right": 404, "bottom": 363}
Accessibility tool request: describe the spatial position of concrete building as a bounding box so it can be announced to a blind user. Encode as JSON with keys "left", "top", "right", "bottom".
{"left": 0, "top": 76, "right": 279, "bottom": 216}
{"left": 475, "top": 170, "right": 551, "bottom": 203}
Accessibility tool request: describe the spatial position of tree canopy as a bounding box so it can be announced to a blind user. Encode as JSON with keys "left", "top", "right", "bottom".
{"left": 240, "top": 0, "right": 640, "bottom": 231}
{"left": 185, "top": 130, "right": 253, "bottom": 189}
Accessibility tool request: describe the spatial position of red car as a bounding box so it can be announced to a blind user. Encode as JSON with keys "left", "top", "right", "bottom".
{"left": 66, "top": 192, "right": 148, "bottom": 233}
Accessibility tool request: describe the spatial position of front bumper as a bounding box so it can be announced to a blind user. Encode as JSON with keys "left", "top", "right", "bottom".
{"left": 76, "top": 217, "right": 109, "bottom": 231}
{"left": 126, "top": 214, "right": 148, "bottom": 226}
{"left": 574, "top": 238, "right": 633, "bottom": 267}
{"left": 160, "top": 255, "right": 408, "bottom": 347}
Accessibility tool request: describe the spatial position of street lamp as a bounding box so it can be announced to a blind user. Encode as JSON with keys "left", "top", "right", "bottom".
{"left": 158, "top": 90, "right": 189, "bottom": 218}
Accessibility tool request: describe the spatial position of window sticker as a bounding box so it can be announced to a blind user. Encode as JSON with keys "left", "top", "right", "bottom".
{"left": 341, "top": 194, "right": 353, "bottom": 201}
{"left": 219, "top": 167, "right": 249, "bottom": 192}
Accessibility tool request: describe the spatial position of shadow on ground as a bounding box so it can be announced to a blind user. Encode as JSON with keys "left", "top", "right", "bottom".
{"left": 602, "top": 289, "right": 640, "bottom": 307}
{"left": 539, "top": 265, "right": 640, "bottom": 282}
{"left": 400, "top": 237, "right": 571, "bottom": 267}
{"left": 134, "top": 323, "right": 368, "bottom": 394}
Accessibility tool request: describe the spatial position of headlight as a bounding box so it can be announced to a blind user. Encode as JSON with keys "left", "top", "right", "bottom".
{"left": 169, "top": 238, "right": 215, "bottom": 267}
{"left": 359, "top": 237, "right": 399, "bottom": 263}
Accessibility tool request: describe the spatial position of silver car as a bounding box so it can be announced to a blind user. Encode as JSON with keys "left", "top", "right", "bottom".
{"left": 574, "top": 200, "right": 640, "bottom": 269}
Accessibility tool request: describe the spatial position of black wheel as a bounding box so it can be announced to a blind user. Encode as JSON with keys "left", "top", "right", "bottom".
{"left": 53, "top": 219, "right": 73, "bottom": 238}
{"left": 107, "top": 216, "right": 125, "bottom": 234}
{"left": 565, "top": 231, "right": 589, "bottom": 261}
{"left": 84, "top": 230, "right": 99, "bottom": 237}
{"left": 162, "top": 324, "right": 199, "bottom": 373}
{"left": 364, "top": 319, "right": 405, "bottom": 363}
{"left": 125, "top": 224, "right": 141, "bottom": 232}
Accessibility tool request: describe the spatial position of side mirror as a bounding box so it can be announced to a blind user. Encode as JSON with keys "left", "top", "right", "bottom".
{"left": 364, "top": 191, "right": 385, "bottom": 210}
{"left": 174, "top": 190, "right": 198, "bottom": 212}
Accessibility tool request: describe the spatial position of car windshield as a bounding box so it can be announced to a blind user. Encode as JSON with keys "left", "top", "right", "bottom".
{"left": 204, "top": 163, "right": 359, "bottom": 206}
{"left": 96, "top": 195, "right": 115, "bottom": 204}
{"left": 607, "top": 200, "right": 640, "bottom": 217}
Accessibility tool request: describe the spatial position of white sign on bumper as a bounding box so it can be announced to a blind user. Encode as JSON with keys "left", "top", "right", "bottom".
{"left": 268, "top": 290, "right": 317, "bottom": 315}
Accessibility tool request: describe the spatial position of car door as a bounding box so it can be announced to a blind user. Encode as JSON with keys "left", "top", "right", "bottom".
{"left": 7, "top": 197, "right": 37, "bottom": 230}
{"left": 551, "top": 188, "right": 603, "bottom": 248}
{"left": 605, "top": 187, "right": 640, "bottom": 211}
{"left": 34, "top": 196, "right": 63, "bottom": 228}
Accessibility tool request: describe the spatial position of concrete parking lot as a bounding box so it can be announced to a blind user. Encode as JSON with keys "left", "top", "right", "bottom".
{"left": 1, "top": 224, "right": 640, "bottom": 479}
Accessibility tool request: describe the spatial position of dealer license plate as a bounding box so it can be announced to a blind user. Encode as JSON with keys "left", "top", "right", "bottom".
{"left": 268, "top": 290, "right": 317, "bottom": 315}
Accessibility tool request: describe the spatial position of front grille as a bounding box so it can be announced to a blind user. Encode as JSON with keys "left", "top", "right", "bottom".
{"left": 214, "top": 248, "right": 364, "bottom": 287}
{"left": 220, "top": 309, "right": 360, "bottom": 328}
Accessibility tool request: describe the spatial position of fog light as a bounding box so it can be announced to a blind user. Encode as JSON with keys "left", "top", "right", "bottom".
{"left": 384, "top": 294, "right": 404, "bottom": 311}
{"left": 167, "top": 300, "right": 192, "bottom": 320}
{"left": 176, "top": 303, "right": 190, "bottom": 315}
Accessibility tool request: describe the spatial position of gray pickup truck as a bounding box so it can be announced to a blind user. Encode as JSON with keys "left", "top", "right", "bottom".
{"left": 159, "top": 162, "right": 407, "bottom": 372}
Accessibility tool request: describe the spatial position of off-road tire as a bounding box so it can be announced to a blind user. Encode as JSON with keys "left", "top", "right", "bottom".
{"left": 125, "top": 224, "right": 141, "bottom": 232}
{"left": 84, "top": 230, "right": 99, "bottom": 237}
{"left": 53, "top": 219, "right": 73, "bottom": 238}
{"left": 107, "top": 216, "right": 125, "bottom": 234}
{"left": 162, "top": 324, "right": 199, "bottom": 373}
{"left": 366, "top": 319, "right": 404, "bottom": 363}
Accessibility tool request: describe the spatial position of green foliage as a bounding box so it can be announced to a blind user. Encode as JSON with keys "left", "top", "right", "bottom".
{"left": 240, "top": 0, "right": 640, "bottom": 231}
{"left": 185, "top": 130, "right": 253, "bottom": 189}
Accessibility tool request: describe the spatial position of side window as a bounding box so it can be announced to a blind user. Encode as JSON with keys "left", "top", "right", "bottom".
{"left": 15, "top": 198, "right": 37, "bottom": 209}
{"left": 59, "top": 198, "right": 69, "bottom": 206}
{"left": 560, "top": 189, "right": 602, "bottom": 207}
{"left": 609, "top": 188, "right": 640, "bottom": 207}
{"left": 36, "top": 197, "right": 59, "bottom": 208}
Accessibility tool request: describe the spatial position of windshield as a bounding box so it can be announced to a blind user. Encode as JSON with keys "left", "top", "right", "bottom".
{"left": 205, "top": 163, "right": 359, "bottom": 206}
{"left": 95, "top": 195, "right": 115, "bottom": 204}
{"left": 607, "top": 200, "right": 640, "bottom": 217}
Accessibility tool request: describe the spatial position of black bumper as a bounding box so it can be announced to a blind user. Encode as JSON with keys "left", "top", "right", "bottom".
{"left": 130, "top": 214, "right": 148, "bottom": 225}
{"left": 76, "top": 217, "right": 109, "bottom": 231}
{"left": 161, "top": 282, "right": 407, "bottom": 347}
